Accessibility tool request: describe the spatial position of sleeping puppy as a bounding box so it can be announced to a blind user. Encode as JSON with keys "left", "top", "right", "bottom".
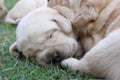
{"left": 49, "top": 0, "right": 120, "bottom": 80}
{"left": 9, "top": 6, "right": 82, "bottom": 66}
{"left": 4, "top": 0, "right": 48, "bottom": 24}
{"left": 0, "top": 0, "right": 7, "bottom": 19}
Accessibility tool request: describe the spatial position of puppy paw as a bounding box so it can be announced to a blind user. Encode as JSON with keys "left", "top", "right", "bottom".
{"left": 61, "top": 58, "right": 80, "bottom": 71}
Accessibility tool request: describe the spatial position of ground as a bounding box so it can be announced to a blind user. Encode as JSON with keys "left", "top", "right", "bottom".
{"left": 0, "top": 0, "right": 92, "bottom": 80}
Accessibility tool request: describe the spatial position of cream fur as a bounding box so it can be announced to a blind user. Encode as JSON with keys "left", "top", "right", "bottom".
{"left": 56, "top": 0, "right": 120, "bottom": 80}
{"left": 9, "top": 6, "right": 82, "bottom": 66}
{"left": 5, "top": 0, "right": 48, "bottom": 24}
{"left": 62, "top": 29, "right": 120, "bottom": 80}
{"left": 0, "top": 0, "right": 7, "bottom": 19}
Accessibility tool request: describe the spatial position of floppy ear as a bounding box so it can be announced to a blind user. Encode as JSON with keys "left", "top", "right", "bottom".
{"left": 9, "top": 42, "right": 20, "bottom": 57}
{"left": 52, "top": 13, "right": 73, "bottom": 36}
{"left": 53, "top": 5, "right": 75, "bottom": 22}
{"left": 73, "top": 0, "right": 104, "bottom": 31}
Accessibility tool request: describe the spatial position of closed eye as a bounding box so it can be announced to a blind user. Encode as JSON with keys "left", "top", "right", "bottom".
{"left": 49, "top": 33, "right": 53, "bottom": 38}
{"left": 45, "top": 29, "right": 58, "bottom": 39}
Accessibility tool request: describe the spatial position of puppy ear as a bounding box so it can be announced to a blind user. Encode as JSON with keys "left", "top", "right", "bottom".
{"left": 52, "top": 13, "right": 73, "bottom": 36}
{"left": 73, "top": 0, "right": 103, "bottom": 31}
{"left": 53, "top": 5, "right": 75, "bottom": 22}
{"left": 9, "top": 42, "right": 20, "bottom": 57}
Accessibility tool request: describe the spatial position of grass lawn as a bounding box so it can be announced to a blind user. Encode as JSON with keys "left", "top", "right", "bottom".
{"left": 0, "top": 0, "right": 93, "bottom": 80}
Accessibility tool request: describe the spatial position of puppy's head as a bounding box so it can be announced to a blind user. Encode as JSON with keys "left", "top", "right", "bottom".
{"left": 0, "top": 0, "right": 7, "bottom": 19}
{"left": 9, "top": 7, "right": 82, "bottom": 66}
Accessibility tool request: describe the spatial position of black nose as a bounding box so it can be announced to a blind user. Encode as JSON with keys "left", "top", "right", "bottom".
{"left": 52, "top": 52, "right": 61, "bottom": 64}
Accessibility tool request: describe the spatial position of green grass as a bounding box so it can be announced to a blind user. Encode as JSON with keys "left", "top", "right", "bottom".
{"left": 0, "top": 0, "right": 93, "bottom": 80}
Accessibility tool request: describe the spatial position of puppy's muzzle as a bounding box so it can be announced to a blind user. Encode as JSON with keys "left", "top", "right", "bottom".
{"left": 52, "top": 51, "right": 61, "bottom": 64}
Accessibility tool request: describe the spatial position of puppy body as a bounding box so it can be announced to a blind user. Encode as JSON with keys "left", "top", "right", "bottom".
{"left": 48, "top": 0, "right": 120, "bottom": 79}
{"left": 0, "top": 0, "right": 7, "bottom": 19}
{"left": 5, "top": 0, "right": 48, "bottom": 24}
{"left": 9, "top": 6, "right": 81, "bottom": 66}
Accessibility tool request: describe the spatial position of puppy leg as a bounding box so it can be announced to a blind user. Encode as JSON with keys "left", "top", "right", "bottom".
{"left": 61, "top": 58, "right": 89, "bottom": 73}
{"left": 4, "top": 15, "right": 20, "bottom": 24}
{"left": 62, "top": 29, "right": 120, "bottom": 78}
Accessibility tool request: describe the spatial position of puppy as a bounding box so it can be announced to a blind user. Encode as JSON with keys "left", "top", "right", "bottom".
{"left": 49, "top": 0, "right": 120, "bottom": 80}
{"left": 0, "top": 0, "right": 7, "bottom": 19}
{"left": 9, "top": 6, "right": 82, "bottom": 66}
{"left": 5, "top": 0, "right": 48, "bottom": 24}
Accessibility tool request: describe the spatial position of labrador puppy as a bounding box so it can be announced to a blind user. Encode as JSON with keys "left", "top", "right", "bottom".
{"left": 5, "top": 0, "right": 48, "bottom": 24}
{"left": 0, "top": 0, "right": 7, "bottom": 19}
{"left": 49, "top": 0, "right": 120, "bottom": 80}
{"left": 9, "top": 6, "right": 82, "bottom": 66}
